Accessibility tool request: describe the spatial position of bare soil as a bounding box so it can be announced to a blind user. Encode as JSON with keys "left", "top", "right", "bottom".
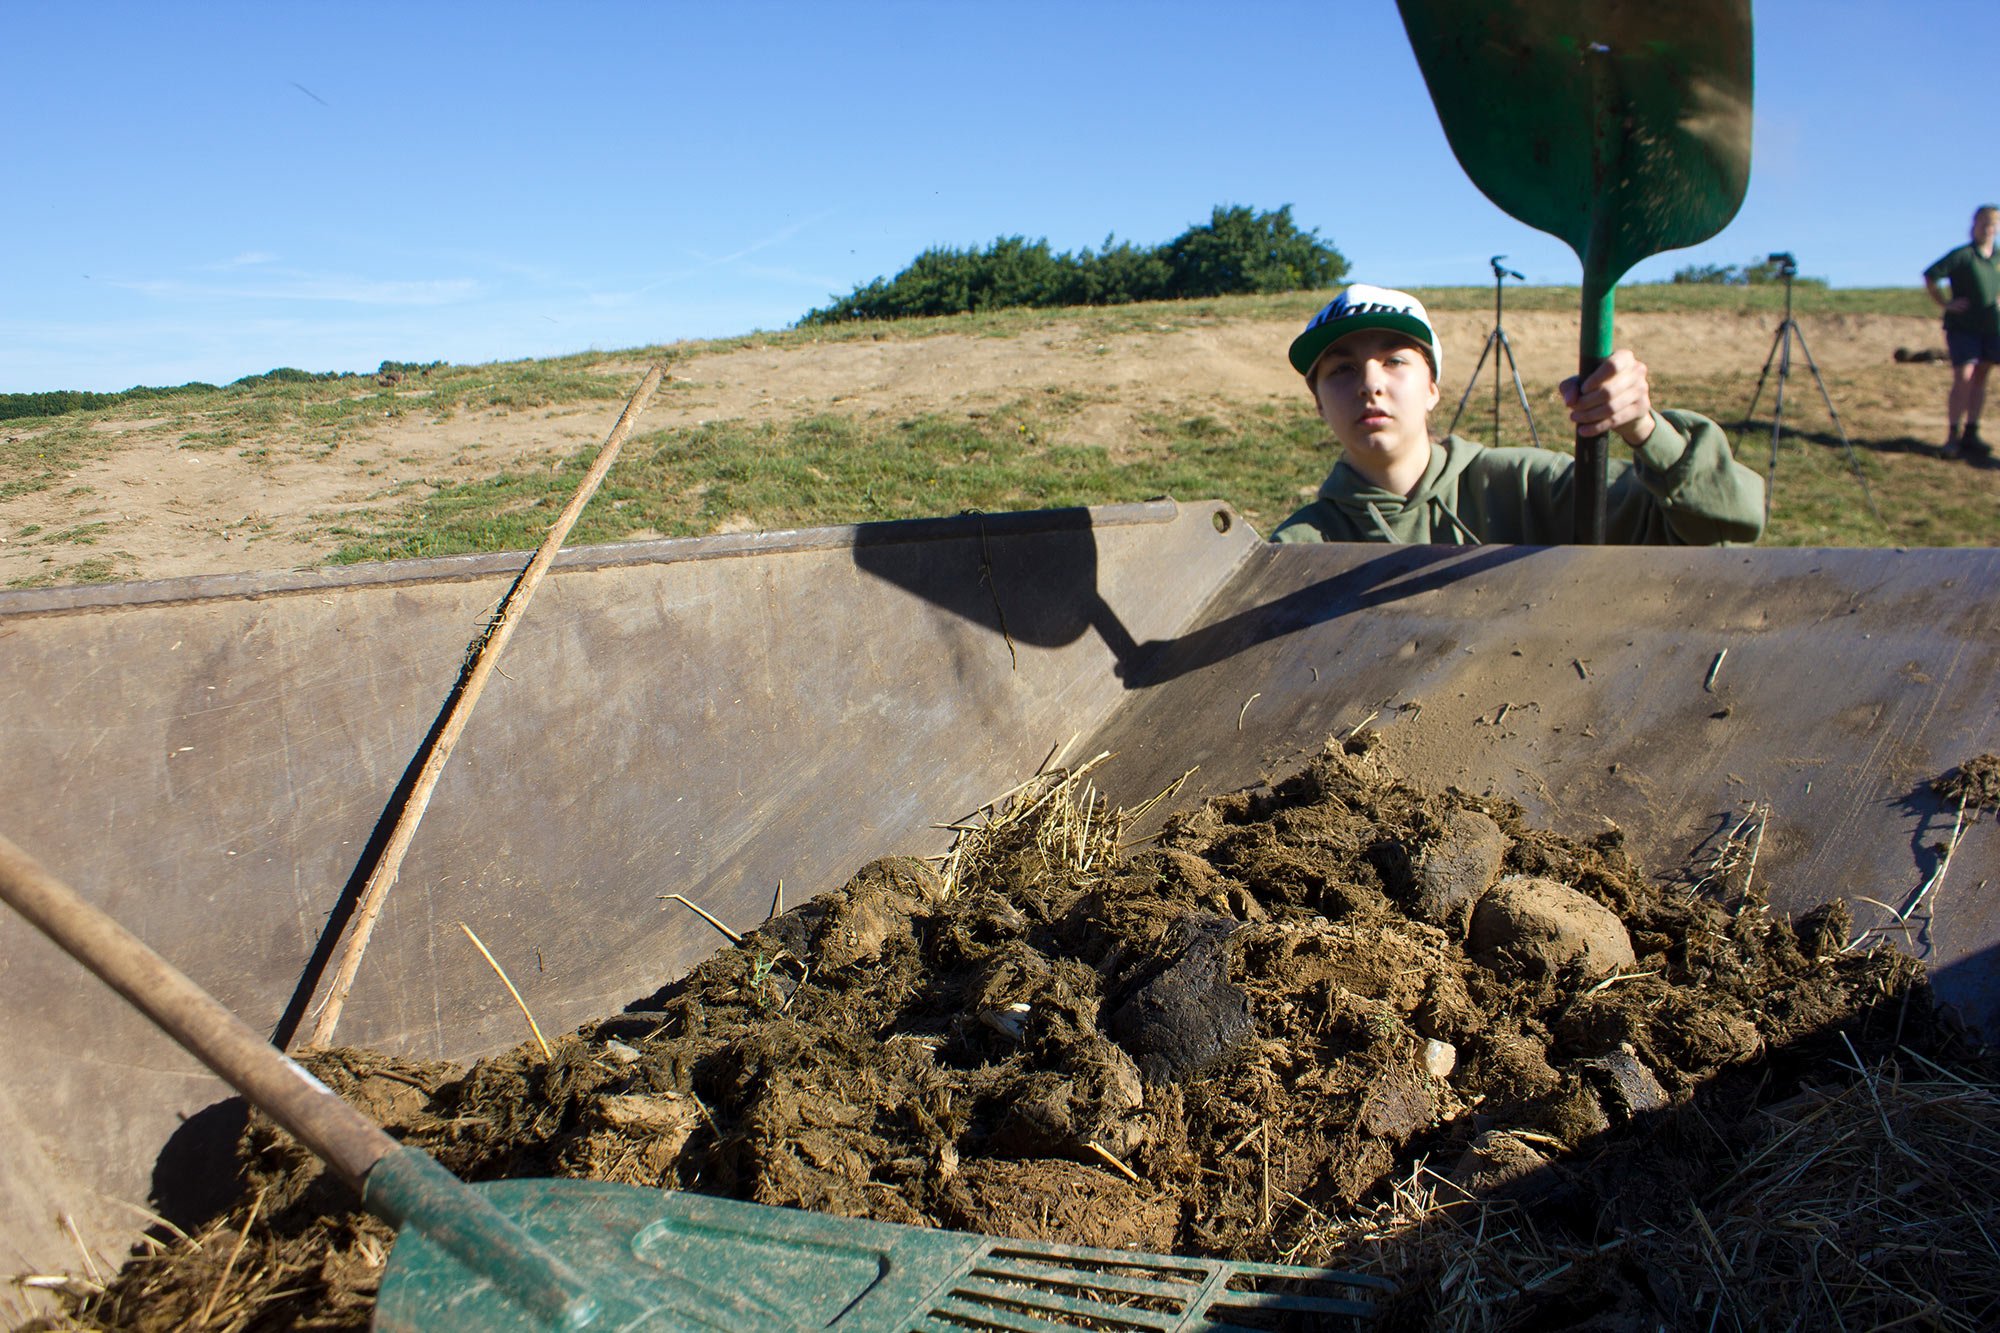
{"left": 0, "top": 309, "right": 1957, "bottom": 585}
{"left": 50, "top": 740, "right": 1985, "bottom": 1332}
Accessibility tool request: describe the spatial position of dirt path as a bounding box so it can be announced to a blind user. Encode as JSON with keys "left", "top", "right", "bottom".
{"left": 1, "top": 310, "right": 1949, "bottom": 585}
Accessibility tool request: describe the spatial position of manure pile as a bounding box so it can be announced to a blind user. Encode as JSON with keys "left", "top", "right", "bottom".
{"left": 46, "top": 741, "right": 2000, "bottom": 1332}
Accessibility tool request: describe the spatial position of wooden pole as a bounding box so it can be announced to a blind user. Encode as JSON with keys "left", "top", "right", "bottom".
{"left": 302, "top": 363, "right": 665, "bottom": 1049}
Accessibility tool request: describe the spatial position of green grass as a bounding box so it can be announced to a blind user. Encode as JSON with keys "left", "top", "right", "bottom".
{"left": 302, "top": 285, "right": 1977, "bottom": 562}
{"left": 680, "top": 284, "right": 1934, "bottom": 353}
{"left": 7, "top": 555, "right": 122, "bottom": 588}
{"left": 43, "top": 521, "right": 111, "bottom": 546}
{"left": 332, "top": 398, "right": 1329, "bottom": 563}
{"left": 2, "top": 360, "right": 639, "bottom": 492}
{"left": 0, "top": 422, "right": 121, "bottom": 499}
{"left": 1645, "top": 369, "right": 1902, "bottom": 548}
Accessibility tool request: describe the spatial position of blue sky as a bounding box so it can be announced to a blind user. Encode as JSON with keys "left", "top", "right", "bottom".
{"left": 2, "top": 1, "right": 1985, "bottom": 393}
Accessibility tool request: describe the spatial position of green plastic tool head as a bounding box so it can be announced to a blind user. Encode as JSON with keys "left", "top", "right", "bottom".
{"left": 1397, "top": 0, "right": 1752, "bottom": 288}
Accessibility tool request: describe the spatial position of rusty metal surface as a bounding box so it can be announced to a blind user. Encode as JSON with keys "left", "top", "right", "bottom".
{"left": 1089, "top": 541, "right": 2000, "bottom": 1035}
{"left": 0, "top": 500, "right": 1250, "bottom": 1280}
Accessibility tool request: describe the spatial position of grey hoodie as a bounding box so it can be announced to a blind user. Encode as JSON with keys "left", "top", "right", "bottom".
{"left": 1271, "top": 409, "right": 1765, "bottom": 546}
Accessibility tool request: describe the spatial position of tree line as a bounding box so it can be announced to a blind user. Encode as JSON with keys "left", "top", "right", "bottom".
{"left": 0, "top": 364, "right": 434, "bottom": 422}
{"left": 1672, "top": 256, "right": 1827, "bottom": 287}
{"left": 799, "top": 204, "right": 1347, "bottom": 326}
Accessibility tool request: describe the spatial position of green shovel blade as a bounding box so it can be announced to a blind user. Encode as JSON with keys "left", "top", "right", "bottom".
{"left": 1396, "top": 0, "right": 1752, "bottom": 291}
{"left": 1397, "top": 0, "right": 1751, "bottom": 542}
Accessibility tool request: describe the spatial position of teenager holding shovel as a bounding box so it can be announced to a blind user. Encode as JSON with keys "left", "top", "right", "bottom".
{"left": 1272, "top": 285, "right": 1766, "bottom": 546}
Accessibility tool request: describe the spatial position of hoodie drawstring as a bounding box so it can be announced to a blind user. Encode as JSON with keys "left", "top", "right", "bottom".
{"left": 1363, "top": 497, "right": 1482, "bottom": 545}
{"left": 1363, "top": 501, "right": 1401, "bottom": 543}
{"left": 1433, "top": 497, "right": 1482, "bottom": 545}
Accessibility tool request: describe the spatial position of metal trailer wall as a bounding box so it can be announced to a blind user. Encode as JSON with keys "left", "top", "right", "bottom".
{"left": 0, "top": 502, "right": 1239, "bottom": 1287}
{"left": 2, "top": 501, "right": 1995, "bottom": 1294}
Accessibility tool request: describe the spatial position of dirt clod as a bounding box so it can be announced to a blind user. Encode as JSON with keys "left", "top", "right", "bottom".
{"left": 1468, "top": 874, "right": 1639, "bottom": 980}
{"left": 1106, "top": 913, "right": 1255, "bottom": 1083}
{"left": 1934, "top": 752, "right": 2000, "bottom": 811}
{"left": 1412, "top": 807, "right": 1509, "bottom": 931}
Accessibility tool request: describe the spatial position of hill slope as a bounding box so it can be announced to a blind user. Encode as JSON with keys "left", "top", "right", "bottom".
{"left": 0, "top": 289, "right": 1981, "bottom": 588}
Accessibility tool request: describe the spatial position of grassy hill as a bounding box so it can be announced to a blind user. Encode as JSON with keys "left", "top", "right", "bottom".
{"left": 0, "top": 285, "right": 1984, "bottom": 589}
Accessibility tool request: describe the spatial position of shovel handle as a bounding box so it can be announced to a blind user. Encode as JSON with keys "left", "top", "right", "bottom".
{"left": 1573, "top": 365, "right": 1609, "bottom": 544}
{"left": 0, "top": 834, "right": 606, "bottom": 1327}
{"left": 0, "top": 834, "right": 398, "bottom": 1191}
{"left": 0, "top": 836, "right": 604, "bottom": 1320}
{"left": 1573, "top": 286, "right": 1615, "bottom": 544}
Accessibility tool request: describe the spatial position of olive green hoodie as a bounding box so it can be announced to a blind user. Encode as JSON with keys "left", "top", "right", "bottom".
{"left": 1271, "top": 409, "right": 1764, "bottom": 546}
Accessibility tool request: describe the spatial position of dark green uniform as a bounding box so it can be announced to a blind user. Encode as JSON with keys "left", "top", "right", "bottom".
{"left": 1925, "top": 243, "right": 2000, "bottom": 338}
{"left": 1272, "top": 409, "right": 1765, "bottom": 547}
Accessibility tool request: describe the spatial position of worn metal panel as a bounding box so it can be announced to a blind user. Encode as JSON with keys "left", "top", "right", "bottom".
{"left": 1087, "top": 542, "right": 2000, "bottom": 1036}
{"left": 6, "top": 516, "right": 1997, "bottom": 1291}
{"left": 0, "top": 500, "right": 1250, "bottom": 1281}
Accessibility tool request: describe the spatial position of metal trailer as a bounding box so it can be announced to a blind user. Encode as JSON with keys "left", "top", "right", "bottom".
{"left": 3, "top": 501, "right": 1995, "bottom": 1289}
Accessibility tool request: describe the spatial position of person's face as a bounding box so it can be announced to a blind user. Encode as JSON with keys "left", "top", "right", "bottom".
{"left": 1976, "top": 210, "right": 2000, "bottom": 249}
{"left": 1310, "top": 328, "right": 1440, "bottom": 476}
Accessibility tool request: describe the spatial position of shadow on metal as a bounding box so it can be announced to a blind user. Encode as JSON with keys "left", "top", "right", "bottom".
{"left": 851, "top": 507, "right": 1539, "bottom": 691}
{"left": 1120, "top": 544, "right": 1542, "bottom": 689}
{"left": 851, "top": 505, "right": 1146, "bottom": 670}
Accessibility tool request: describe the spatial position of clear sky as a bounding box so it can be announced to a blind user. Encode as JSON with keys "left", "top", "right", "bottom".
{"left": 2, "top": 1, "right": 1986, "bottom": 393}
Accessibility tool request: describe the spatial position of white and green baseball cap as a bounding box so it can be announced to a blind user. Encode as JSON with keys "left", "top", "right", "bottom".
{"left": 1289, "top": 284, "right": 1442, "bottom": 381}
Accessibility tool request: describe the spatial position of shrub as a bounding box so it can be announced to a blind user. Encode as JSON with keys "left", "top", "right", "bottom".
{"left": 231, "top": 367, "right": 347, "bottom": 388}
{"left": 1163, "top": 205, "right": 1346, "bottom": 298}
{"left": 801, "top": 204, "right": 1346, "bottom": 325}
{"left": 1672, "top": 257, "right": 1828, "bottom": 288}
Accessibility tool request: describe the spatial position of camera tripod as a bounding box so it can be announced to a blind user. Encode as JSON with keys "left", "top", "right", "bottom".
{"left": 1741, "top": 253, "right": 1880, "bottom": 523}
{"left": 1447, "top": 256, "right": 1542, "bottom": 447}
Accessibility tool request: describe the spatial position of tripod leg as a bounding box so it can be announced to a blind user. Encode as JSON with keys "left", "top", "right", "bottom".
{"left": 1448, "top": 330, "right": 1501, "bottom": 437}
{"left": 1764, "top": 326, "right": 1792, "bottom": 524}
{"left": 1492, "top": 329, "right": 1502, "bottom": 445}
{"left": 1790, "top": 322, "right": 1883, "bottom": 523}
{"left": 1741, "top": 324, "right": 1785, "bottom": 433}
{"left": 1496, "top": 330, "right": 1542, "bottom": 449}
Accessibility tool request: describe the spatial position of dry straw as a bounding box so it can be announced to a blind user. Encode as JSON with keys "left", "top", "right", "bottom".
{"left": 933, "top": 749, "right": 1126, "bottom": 898}
{"left": 1285, "top": 1047, "right": 2000, "bottom": 1332}
{"left": 458, "top": 922, "right": 552, "bottom": 1061}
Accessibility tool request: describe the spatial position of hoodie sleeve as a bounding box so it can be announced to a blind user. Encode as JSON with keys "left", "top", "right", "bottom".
{"left": 1611, "top": 409, "right": 1767, "bottom": 545}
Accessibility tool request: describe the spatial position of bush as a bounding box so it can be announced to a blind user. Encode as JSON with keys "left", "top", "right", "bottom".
{"left": 231, "top": 367, "right": 347, "bottom": 388}
{"left": 1672, "top": 257, "right": 1828, "bottom": 288}
{"left": 0, "top": 390, "right": 123, "bottom": 421}
{"left": 1163, "top": 205, "right": 1346, "bottom": 298}
{"left": 801, "top": 204, "right": 1346, "bottom": 325}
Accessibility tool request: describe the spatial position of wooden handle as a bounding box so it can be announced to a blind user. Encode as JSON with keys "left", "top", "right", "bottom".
{"left": 0, "top": 833, "right": 397, "bottom": 1192}
{"left": 304, "top": 363, "right": 665, "bottom": 1049}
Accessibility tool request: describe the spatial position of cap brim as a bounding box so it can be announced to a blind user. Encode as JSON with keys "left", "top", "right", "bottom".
{"left": 1289, "top": 312, "right": 1437, "bottom": 377}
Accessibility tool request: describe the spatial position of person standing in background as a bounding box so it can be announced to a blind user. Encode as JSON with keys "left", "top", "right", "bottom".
{"left": 1923, "top": 205, "right": 2000, "bottom": 462}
